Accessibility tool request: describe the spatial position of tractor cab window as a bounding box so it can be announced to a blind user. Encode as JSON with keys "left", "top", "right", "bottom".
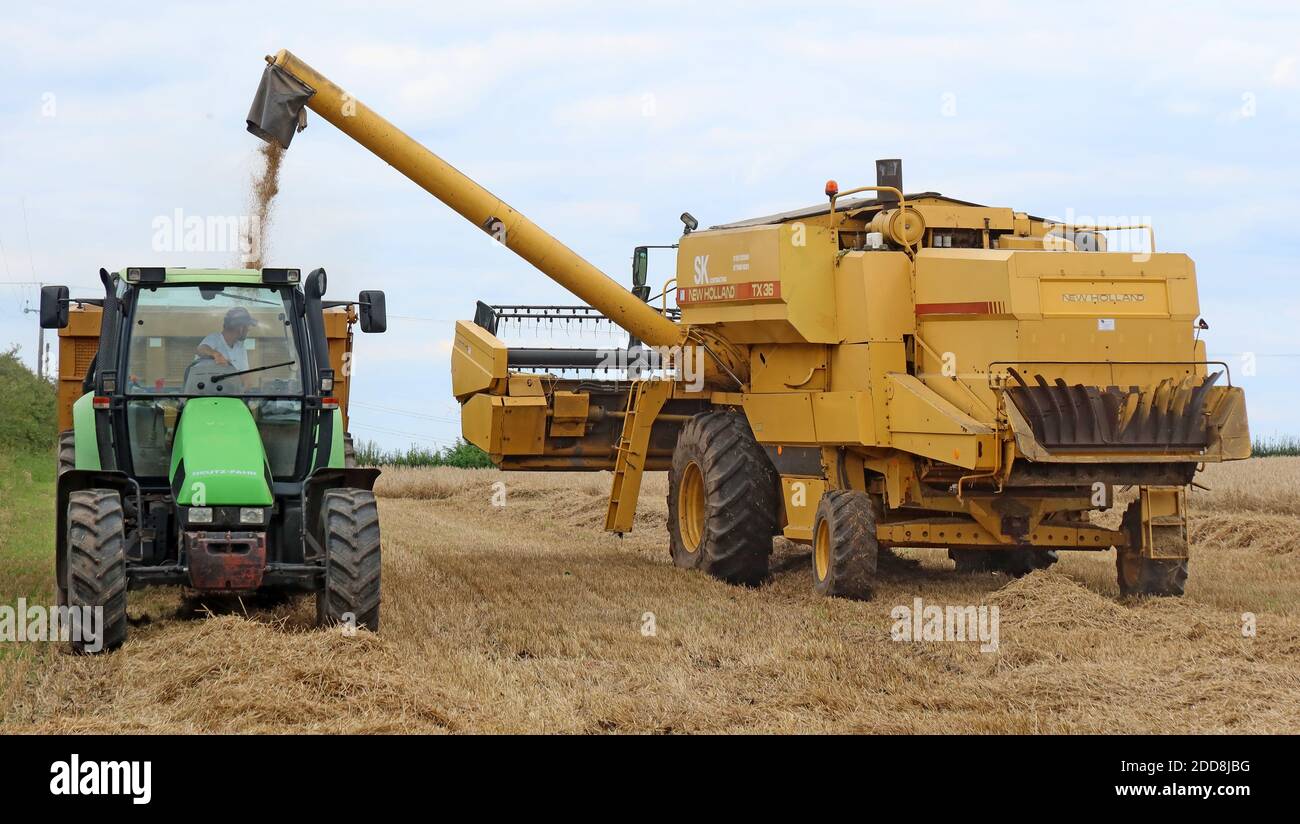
{"left": 124, "top": 284, "right": 306, "bottom": 478}
{"left": 125, "top": 285, "right": 302, "bottom": 396}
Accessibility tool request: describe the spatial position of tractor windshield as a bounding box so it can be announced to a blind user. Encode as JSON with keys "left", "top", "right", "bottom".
{"left": 124, "top": 284, "right": 307, "bottom": 478}
{"left": 125, "top": 284, "right": 303, "bottom": 397}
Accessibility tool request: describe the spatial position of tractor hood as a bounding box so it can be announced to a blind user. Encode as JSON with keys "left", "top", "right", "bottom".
{"left": 169, "top": 398, "right": 274, "bottom": 506}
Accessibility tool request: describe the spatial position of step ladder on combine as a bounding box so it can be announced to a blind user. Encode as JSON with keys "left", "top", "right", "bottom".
{"left": 605, "top": 379, "right": 673, "bottom": 534}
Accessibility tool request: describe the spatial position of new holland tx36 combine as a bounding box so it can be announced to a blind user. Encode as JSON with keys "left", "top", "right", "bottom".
{"left": 42, "top": 266, "right": 387, "bottom": 651}
{"left": 248, "top": 51, "right": 1250, "bottom": 601}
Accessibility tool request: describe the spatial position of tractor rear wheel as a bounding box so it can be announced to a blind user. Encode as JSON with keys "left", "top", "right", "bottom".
{"left": 812, "top": 489, "right": 879, "bottom": 600}
{"left": 66, "top": 489, "right": 128, "bottom": 653}
{"left": 57, "top": 430, "right": 75, "bottom": 476}
{"left": 343, "top": 434, "right": 357, "bottom": 468}
{"left": 315, "top": 488, "right": 382, "bottom": 631}
{"left": 1117, "top": 501, "right": 1187, "bottom": 597}
{"left": 667, "top": 412, "right": 777, "bottom": 586}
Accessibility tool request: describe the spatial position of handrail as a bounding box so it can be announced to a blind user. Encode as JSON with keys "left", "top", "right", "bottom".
{"left": 827, "top": 185, "right": 912, "bottom": 254}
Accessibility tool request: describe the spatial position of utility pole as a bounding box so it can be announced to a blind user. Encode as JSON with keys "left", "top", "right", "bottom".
{"left": 20, "top": 285, "right": 47, "bottom": 381}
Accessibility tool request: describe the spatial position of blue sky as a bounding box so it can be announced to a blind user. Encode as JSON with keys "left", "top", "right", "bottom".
{"left": 1, "top": 0, "right": 1297, "bottom": 449}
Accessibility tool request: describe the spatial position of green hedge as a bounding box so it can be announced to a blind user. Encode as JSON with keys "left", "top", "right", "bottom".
{"left": 1252, "top": 436, "right": 1300, "bottom": 457}
{"left": 352, "top": 438, "right": 496, "bottom": 468}
{"left": 0, "top": 347, "right": 56, "bottom": 453}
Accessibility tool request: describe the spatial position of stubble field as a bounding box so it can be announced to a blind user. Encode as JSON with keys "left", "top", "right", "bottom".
{"left": 2, "top": 458, "right": 1298, "bottom": 733}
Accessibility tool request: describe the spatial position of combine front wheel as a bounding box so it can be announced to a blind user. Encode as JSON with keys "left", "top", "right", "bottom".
{"left": 667, "top": 412, "right": 777, "bottom": 586}
{"left": 316, "top": 488, "right": 383, "bottom": 631}
{"left": 812, "top": 490, "right": 879, "bottom": 600}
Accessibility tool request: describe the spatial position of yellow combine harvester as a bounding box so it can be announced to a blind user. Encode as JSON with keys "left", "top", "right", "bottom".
{"left": 248, "top": 50, "right": 1250, "bottom": 598}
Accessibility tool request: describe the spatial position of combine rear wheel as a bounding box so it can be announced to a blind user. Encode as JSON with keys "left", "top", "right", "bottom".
{"left": 316, "top": 488, "right": 383, "bottom": 631}
{"left": 667, "top": 412, "right": 777, "bottom": 586}
{"left": 65, "top": 489, "right": 128, "bottom": 653}
{"left": 812, "top": 490, "right": 879, "bottom": 600}
{"left": 1116, "top": 501, "right": 1187, "bottom": 597}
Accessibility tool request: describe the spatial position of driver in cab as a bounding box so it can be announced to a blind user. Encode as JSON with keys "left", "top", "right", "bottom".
{"left": 196, "top": 307, "right": 257, "bottom": 388}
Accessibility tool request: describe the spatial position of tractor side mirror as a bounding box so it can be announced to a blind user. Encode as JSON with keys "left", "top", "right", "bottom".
{"left": 632, "top": 246, "right": 649, "bottom": 289}
{"left": 305, "top": 268, "right": 327, "bottom": 299}
{"left": 40, "top": 285, "right": 69, "bottom": 329}
{"left": 358, "top": 290, "right": 387, "bottom": 333}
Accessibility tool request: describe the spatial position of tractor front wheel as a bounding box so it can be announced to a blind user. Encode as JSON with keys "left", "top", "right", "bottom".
{"left": 812, "top": 489, "right": 880, "bottom": 600}
{"left": 315, "top": 488, "right": 382, "bottom": 631}
{"left": 667, "top": 412, "right": 777, "bottom": 586}
{"left": 66, "top": 489, "right": 128, "bottom": 653}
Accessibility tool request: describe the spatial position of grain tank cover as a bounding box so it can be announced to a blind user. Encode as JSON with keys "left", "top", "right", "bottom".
{"left": 675, "top": 222, "right": 838, "bottom": 344}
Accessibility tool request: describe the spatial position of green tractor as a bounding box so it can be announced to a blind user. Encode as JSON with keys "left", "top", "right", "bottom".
{"left": 40, "top": 266, "right": 387, "bottom": 653}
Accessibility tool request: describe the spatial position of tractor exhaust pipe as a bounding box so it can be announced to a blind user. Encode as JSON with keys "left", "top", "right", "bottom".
{"left": 246, "top": 50, "right": 685, "bottom": 350}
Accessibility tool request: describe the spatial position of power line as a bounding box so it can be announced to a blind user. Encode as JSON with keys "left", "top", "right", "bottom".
{"left": 21, "top": 198, "right": 36, "bottom": 280}
{"left": 388, "top": 314, "right": 458, "bottom": 323}
{"left": 350, "top": 400, "right": 460, "bottom": 424}
{"left": 349, "top": 422, "right": 458, "bottom": 447}
{"left": 0, "top": 231, "right": 11, "bottom": 280}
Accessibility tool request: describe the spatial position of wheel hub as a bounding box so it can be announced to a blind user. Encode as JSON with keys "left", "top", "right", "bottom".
{"left": 678, "top": 461, "right": 706, "bottom": 553}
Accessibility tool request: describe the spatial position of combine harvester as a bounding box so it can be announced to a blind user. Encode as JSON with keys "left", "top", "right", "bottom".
{"left": 248, "top": 51, "right": 1250, "bottom": 599}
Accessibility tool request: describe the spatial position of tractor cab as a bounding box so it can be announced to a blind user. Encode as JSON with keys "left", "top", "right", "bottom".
{"left": 40, "top": 266, "right": 388, "bottom": 652}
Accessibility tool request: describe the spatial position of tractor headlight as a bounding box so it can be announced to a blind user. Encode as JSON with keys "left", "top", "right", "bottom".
{"left": 188, "top": 507, "right": 213, "bottom": 524}
{"left": 239, "top": 507, "right": 266, "bottom": 525}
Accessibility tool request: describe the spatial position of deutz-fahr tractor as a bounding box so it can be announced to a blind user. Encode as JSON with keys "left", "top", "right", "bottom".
{"left": 40, "top": 266, "right": 387, "bottom": 652}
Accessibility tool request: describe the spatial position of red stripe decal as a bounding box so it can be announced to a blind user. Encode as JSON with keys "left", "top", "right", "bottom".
{"left": 915, "top": 301, "right": 996, "bottom": 316}
{"left": 677, "top": 280, "right": 782, "bottom": 305}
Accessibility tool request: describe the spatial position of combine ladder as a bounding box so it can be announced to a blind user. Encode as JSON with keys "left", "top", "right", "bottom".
{"left": 604, "top": 380, "right": 673, "bottom": 534}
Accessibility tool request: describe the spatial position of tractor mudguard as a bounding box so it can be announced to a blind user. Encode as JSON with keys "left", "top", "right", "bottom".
{"left": 70, "top": 392, "right": 103, "bottom": 470}
{"left": 302, "top": 467, "right": 381, "bottom": 557}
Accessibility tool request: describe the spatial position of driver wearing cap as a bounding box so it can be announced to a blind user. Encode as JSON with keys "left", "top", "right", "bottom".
{"left": 196, "top": 307, "right": 258, "bottom": 375}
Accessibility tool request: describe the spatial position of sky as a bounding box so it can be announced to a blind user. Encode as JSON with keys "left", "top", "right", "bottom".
{"left": 1, "top": 0, "right": 1297, "bottom": 450}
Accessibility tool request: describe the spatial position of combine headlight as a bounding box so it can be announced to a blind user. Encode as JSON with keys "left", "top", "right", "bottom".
{"left": 239, "top": 507, "right": 266, "bottom": 525}
{"left": 188, "top": 507, "right": 213, "bottom": 524}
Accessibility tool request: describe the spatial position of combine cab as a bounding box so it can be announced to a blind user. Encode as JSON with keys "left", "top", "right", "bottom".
{"left": 248, "top": 51, "right": 1250, "bottom": 601}
{"left": 42, "top": 266, "right": 387, "bottom": 651}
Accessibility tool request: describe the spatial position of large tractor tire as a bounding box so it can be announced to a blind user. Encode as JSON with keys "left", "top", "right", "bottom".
{"left": 667, "top": 412, "right": 778, "bottom": 586}
{"left": 57, "top": 430, "right": 75, "bottom": 476}
{"left": 343, "top": 434, "right": 357, "bottom": 468}
{"left": 316, "top": 488, "right": 382, "bottom": 631}
{"left": 66, "top": 489, "right": 128, "bottom": 653}
{"left": 1116, "top": 501, "right": 1187, "bottom": 597}
{"left": 812, "top": 489, "right": 880, "bottom": 600}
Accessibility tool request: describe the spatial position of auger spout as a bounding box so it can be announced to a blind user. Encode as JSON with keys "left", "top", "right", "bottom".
{"left": 247, "top": 49, "right": 684, "bottom": 349}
